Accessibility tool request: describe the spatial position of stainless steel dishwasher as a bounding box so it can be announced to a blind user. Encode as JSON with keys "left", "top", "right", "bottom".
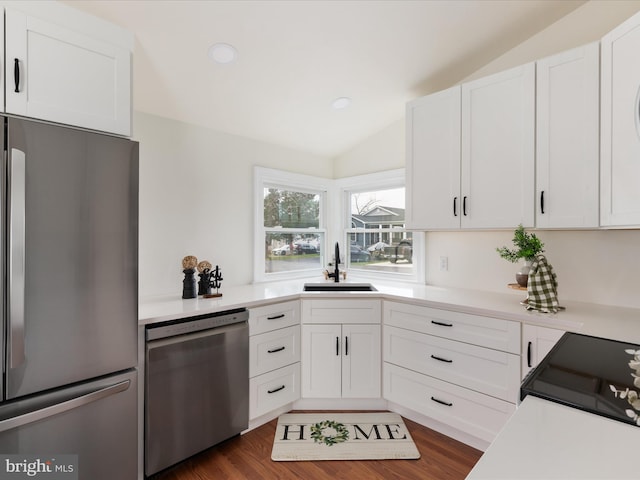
{"left": 145, "top": 308, "right": 249, "bottom": 476}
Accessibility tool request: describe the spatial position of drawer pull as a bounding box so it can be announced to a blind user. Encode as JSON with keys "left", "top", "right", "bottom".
{"left": 267, "top": 385, "right": 286, "bottom": 394}
{"left": 267, "top": 346, "right": 285, "bottom": 354}
{"left": 267, "top": 314, "right": 285, "bottom": 320}
{"left": 431, "top": 320, "right": 453, "bottom": 327}
{"left": 431, "top": 396, "right": 453, "bottom": 407}
{"left": 527, "top": 341, "right": 533, "bottom": 368}
{"left": 430, "top": 354, "right": 453, "bottom": 363}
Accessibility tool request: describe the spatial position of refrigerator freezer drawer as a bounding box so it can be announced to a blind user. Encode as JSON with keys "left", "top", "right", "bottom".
{"left": 0, "top": 369, "right": 137, "bottom": 480}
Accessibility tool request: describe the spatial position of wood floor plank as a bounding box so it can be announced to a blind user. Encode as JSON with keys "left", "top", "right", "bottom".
{"left": 149, "top": 413, "right": 482, "bottom": 480}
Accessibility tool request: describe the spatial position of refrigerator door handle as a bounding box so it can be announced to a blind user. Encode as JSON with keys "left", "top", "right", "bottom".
{"left": 8, "top": 148, "right": 26, "bottom": 369}
{"left": 0, "top": 379, "right": 131, "bottom": 433}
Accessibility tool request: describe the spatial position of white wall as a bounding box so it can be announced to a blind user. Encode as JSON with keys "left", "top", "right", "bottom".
{"left": 133, "top": 111, "right": 332, "bottom": 299}
{"left": 335, "top": 0, "right": 640, "bottom": 309}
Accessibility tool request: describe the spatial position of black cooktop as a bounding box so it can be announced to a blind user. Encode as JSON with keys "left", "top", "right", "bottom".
{"left": 521, "top": 332, "right": 640, "bottom": 427}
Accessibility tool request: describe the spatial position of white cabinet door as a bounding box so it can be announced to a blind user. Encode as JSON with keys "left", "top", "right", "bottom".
{"left": 341, "top": 324, "right": 381, "bottom": 398}
{"left": 536, "top": 43, "right": 600, "bottom": 228}
{"left": 521, "top": 325, "right": 564, "bottom": 380}
{"left": 406, "top": 86, "right": 461, "bottom": 229}
{"left": 601, "top": 11, "right": 640, "bottom": 226}
{"left": 461, "top": 63, "right": 535, "bottom": 229}
{"left": 5, "top": 8, "right": 131, "bottom": 136}
{"left": 302, "top": 324, "right": 380, "bottom": 399}
{"left": 301, "top": 324, "right": 342, "bottom": 398}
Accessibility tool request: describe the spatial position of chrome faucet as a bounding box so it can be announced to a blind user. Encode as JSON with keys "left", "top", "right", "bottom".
{"left": 327, "top": 242, "right": 341, "bottom": 282}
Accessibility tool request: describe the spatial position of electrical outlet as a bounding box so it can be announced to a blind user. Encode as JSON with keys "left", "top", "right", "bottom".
{"left": 439, "top": 256, "right": 448, "bottom": 271}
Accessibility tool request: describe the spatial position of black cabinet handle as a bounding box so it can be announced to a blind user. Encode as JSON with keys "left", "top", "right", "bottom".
{"left": 267, "top": 346, "right": 285, "bottom": 354}
{"left": 463, "top": 196, "right": 467, "bottom": 216}
{"left": 431, "top": 396, "right": 453, "bottom": 407}
{"left": 430, "top": 354, "right": 453, "bottom": 363}
{"left": 527, "top": 341, "right": 533, "bottom": 368}
{"left": 540, "top": 191, "right": 545, "bottom": 214}
{"left": 345, "top": 336, "right": 349, "bottom": 356}
{"left": 453, "top": 197, "right": 458, "bottom": 217}
{"left": 14, "top": 59, "right": 20, "bottom": 93}
{"left": 431, "top": 320, "right": 453, "bottom": 327}
{"left": 267, "top": 314, "right": 285, "bottom": 320}
{"left": 267, "top": 385, "right": 285, "bottom": 394}
{"left": 336, "top": 336, "right": 339, "bottom": 356}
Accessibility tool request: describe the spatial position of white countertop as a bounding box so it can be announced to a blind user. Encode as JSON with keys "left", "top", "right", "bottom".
{"left": 139, "top": 279, "right": 640, "bottom": 344}
{"left": 465, "top": 395, "right": 640, "bottom": 479}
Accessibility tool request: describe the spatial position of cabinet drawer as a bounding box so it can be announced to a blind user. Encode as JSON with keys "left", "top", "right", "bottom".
{"left": 384, "top": 325, "right": 520, "bottom": 402}
{"left": 302, "top": 299, "right": 381, "bottom": 324}
{"left": 384, "top": 302, "right": 520, "bottom": 354}
{"left": 249, "top": 301, "right": 300, "bottom": 335}
{"left": 383, "top": 363, "right": 515, "bottom": 443}
{"left": 250, "top": 363, "right": 300, "bottom": 420}
{"left": 250, "top": 325, "right": 300, "bottom": 377}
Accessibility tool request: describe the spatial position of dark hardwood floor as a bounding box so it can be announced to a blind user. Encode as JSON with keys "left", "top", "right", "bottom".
{"left": 150, "top": 414, "right": 482, "bottom": 480}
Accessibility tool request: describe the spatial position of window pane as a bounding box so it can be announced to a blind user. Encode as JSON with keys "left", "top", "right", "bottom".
{"left": 264, "top": 188, "right": 320, "bottom": 228}
{"left": 264, "top": 232, "right": 323, "bottom": 274}
{"left": 348, "top": 232, "right": 413, "bottom": 273}
{"left": 350, "top": 188, "right": 404, "bottom": 229}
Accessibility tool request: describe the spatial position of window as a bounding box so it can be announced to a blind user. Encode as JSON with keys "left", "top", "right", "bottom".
{"left": 255, "top": 167, "right": 422, "bottom": 283}
{"left": 254, "top": 167, "right": 328, "bottom": 282}
{"left": 339, "top": 169, "right": 423, "bottom": 283}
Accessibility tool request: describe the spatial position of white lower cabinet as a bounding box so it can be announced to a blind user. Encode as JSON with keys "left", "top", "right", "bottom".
{"left": 384, "top": 325, "right": 520, "bottom": 402}
{"left": 301, "top": 323, "right": 381, "bottom": 399}
{"left": 521, "top": 324, "right": 565, "bottom": 380}
{"left": 383, "top": 301, "right": 520, "bottom": 444}
{"left": 248, "top": 301, "right": 301, "bottom": 420}
{"left": 384, "top": 363, "right": 515, "bottom": 443}
{"left": 301, "top": 299, "right": 381, "bottom": 399}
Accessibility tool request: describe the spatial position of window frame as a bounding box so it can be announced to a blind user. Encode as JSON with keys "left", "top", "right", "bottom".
{"left": 336, "top": 169, "right": 424, "bottom": 284}
{"left": 254, "top": 167, "right": 330, "bottom": 283}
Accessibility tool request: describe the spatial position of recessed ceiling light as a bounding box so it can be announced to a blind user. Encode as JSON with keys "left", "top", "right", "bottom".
{"left": 208, "top": 43, "right": 238, "bottom": 64}
{"left": 332, "top": 97, "right": 352, "bottom": 110}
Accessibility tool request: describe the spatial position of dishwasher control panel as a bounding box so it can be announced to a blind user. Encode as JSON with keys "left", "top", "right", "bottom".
{"left": 145, "top": 308, "right": 248, "bottom": 341}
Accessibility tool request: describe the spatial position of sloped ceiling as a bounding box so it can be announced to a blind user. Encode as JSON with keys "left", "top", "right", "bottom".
{"left": 64, "top": 0, "right": 585, "bottom": 157}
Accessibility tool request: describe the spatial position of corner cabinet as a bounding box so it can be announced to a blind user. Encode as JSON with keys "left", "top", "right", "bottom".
{"left": 406, "top": 86, "right": 461, "bottom": 230}
{"left": 4, "top": 6, "right": 131, "bottom": 136}
{"left": 601, "top": 10, "right": 640, "bottom": 226}
{"left": 461, "top": 63, "right": 535, "bottom": 229}
{"left": 301, "top": 299, "right": 381, "bottom": 399}
{"left": 382, "top": 302, "right": 519, "bottom": 444}
{"left": 536, "top": 43, "right": 600, "bottom": 228}
{"left": 248, "top": 301, "right": 301, "bottom": 420}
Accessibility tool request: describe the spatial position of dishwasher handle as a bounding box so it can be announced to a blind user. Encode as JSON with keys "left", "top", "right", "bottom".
{"left": 146, "top": 320, "right": 248, "bottom": 350}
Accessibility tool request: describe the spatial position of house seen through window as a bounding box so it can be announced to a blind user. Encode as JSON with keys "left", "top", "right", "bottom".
{"left": 346, "top": 187, "right": 414, "bottom": 277}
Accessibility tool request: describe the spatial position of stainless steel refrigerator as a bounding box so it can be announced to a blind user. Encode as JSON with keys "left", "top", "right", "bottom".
{"left": 0, "top": 117, "right": 138, "bottom": 479}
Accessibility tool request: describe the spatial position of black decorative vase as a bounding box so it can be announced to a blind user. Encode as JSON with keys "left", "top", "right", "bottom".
{"left": 198, "top": 271, "right": 212, "bottom": 296}
{"left": 182, "top": 269, "right": 197, "bottom": 299}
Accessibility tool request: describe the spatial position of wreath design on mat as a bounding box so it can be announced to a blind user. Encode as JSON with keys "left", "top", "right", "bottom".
{"left": 310, "top": 419, "right": 349, "bottom": 446}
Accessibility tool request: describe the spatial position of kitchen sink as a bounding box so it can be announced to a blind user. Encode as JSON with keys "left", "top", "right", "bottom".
{"left": 303, "top": 283, "right": 377, "bottom": 292}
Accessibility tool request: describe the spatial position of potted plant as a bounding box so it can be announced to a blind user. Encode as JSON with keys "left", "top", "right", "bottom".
{"left": 496, "top": 225, "right": 544, "bottom": 287}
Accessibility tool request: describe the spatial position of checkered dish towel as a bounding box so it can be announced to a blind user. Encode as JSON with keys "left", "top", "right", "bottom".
{"left": 526, "top": 254, "right": 559, "bottom": 313}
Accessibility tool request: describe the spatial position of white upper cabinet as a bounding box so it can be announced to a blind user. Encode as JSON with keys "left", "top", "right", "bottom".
{"left": 406, "top": 86, "right": 461, "bottom": 230}
{"left": 536, "top": 43, "right": 600, "bottom": 228}
{"left": 461, "top": 63, "right": 535, "bottom": 229}
{"left": 4, "top": 6, "right": 131, "bottom": 136}
{"left": 601, "top": 11, "right": 640, "bottom": 226}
